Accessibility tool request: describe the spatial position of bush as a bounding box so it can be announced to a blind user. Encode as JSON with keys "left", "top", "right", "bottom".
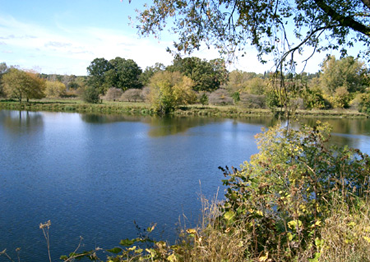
{"left": 355, "top": 92, "right": 370, "bottom": 114}
{"left": 45, "top": 81, "right": 67, "bottom": 98}
{"left": 208, "top": 89, "right": 233, "bottom": 105}
{"left": 120, "top": 88, "right": 144, "bottom": 102}
{"left": 198, "top": 92, "right": 209, "bottom": 105}
{"left": 219, "top": 121, "right": 370, "bottom": 260}
{"left": 104, "top": 87, "right": 123, "bottom": 101}
{"left": 239, "top": 93, "right": 266, "bottom": 108}
{"left": 83, "top": 87, "right": 100, "bottom": 104}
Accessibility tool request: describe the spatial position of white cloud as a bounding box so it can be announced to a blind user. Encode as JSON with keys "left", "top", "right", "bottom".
{"left": 0, "top": 13, "right": 330, "bottom": 75}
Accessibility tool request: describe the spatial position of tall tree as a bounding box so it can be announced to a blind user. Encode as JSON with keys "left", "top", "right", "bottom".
{"left": 108, "top": 57, "right": 143, "bottom": 90}
{"left": 167, "top": 56, "right": 228, "bottom": 91}
{"left": 86, "top": 57, "right": 143, "bottom": 94}
{"left": 86, "top": 58, "right": 113, "bottom": 94}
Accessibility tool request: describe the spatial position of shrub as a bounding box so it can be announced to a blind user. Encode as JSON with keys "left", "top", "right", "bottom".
{"left": 83, "top": 87, "right": 100, "bottom": 104}
{"left": 219, "top": 121, "right": 370, "bottom": 260}
{"left": 104, "top": 87, "right": 123, "bottom": 101}
{"left": 45, "top": 81, "right": 67, "bottom": 98}
{"left": 208, "top": 89, "right": 233, "bottom": 105}
{"left": 120, "top": 88, "right": 144, "bottom": 102}
{"left": 239, "top": 93, "right": 266, "bottom": 108}
{"left": 198, "top": 92, "right": 209, "bottom": 105}
{"left": 356, "top": 92, "right": 370, "bottom": 114}
{"left": 330, "top": 86, "right": 352, "bottom": 108}
{"left": 303, "top": 86, "right": 330, "bottom": 109}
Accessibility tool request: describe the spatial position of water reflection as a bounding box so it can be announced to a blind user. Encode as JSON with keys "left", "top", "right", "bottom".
{"left": 0, "top": 110, "right": 44, "bottom": 134}
{"left": 78, "top": 114, "right": 279, "bottom": 137}
{"left": 80, "top": 114, "right": 145, "bottom": 124}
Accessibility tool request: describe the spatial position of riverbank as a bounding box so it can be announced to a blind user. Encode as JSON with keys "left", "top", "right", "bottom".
{"left": 0, "top": 99, "right": 368, "bottom": 118}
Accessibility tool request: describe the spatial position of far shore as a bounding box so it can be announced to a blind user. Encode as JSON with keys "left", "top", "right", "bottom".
{"left": 0, "top": 98, "right": 368, "bottom": 119}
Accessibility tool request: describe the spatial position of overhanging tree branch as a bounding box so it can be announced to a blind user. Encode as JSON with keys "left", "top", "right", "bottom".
{"left": 314, "top": 0, "right": 370, "bottom": 36}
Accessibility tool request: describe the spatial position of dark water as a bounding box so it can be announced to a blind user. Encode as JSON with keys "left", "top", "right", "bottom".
{"left": 0, "top": 110, "right": 369, "bottom": 261}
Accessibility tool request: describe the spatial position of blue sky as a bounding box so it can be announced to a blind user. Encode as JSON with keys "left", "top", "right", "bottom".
{"left": 0, "top": 0, "right": 363, "bottom": 75}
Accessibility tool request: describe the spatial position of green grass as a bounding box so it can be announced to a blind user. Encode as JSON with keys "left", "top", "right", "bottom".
{"left": 0, "top": 98, "right": 368, "bottom": 118}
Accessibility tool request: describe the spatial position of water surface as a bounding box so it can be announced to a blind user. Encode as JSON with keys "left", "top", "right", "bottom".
{"left": 0, "top": 110, "right": 369, "bottom": 261}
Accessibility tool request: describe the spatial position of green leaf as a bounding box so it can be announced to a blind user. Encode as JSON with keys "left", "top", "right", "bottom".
{"left": 119, "top": 238, "right": 136, "bottom": 246}
{"left": 107, "top": 247, "right": 122, "bottom": 254}
{"left": 223, "top": 210, "right": 235, "bottom": 221}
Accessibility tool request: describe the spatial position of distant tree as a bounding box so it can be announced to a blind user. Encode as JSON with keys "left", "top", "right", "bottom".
{"left": 110, "top": 57, "right": 143, "bottom": 90}
{"left": 61, "top": 74, "right": 77, "bottom": 90}
{"left": 0, "top": 62, "right": 8, "bottom": 97}
{"left": 167, "top": 56, "right": 228, "bottom": 91}
{"left": 320, "top": 56, "right": 368, "bottom": 95}
{"left": 87, "top": 58, "right": 113, "bottom": 94}
{"left": 225, "top": 70, "right": 256, "bottom": 93}
{"left": 139, "top": 63, "right": 166, "bottom": 86}
{"left": 149, "top": 71, "right": 197, "bottom": 114}
{"left": 45, "top": 81, "right": 66, "bottom": 98}
{"left": 245, "top": 77, "right": 267, "bottom": 95}
{"left": 2, "top": 69, "right": 46, "bottom": 102}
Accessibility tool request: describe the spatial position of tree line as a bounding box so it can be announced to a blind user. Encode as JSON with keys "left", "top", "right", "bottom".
{"left": 1, "top": 55, "right": 370, "bottom": 114}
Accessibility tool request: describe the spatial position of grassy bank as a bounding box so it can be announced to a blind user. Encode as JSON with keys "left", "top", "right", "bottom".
{"left": 0, "top": 99, "right": 368, "bottom": 118}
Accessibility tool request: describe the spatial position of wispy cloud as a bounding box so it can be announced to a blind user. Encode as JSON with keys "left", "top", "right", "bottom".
{"left": 0, "top": 14, "right": 177, "bottom": 74}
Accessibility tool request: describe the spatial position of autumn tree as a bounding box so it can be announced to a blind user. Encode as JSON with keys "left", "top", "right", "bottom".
{"left": 45, "top": 81, "right": 66, "bottom": 98}
{"left": 320, "top": 55, "right": 368, "bottom": 95}
{"left": 133, "top": 0, "right": 370, "bottom": 112}
{"left": 148, "top": 71, "right": 197, "bottom": 114}
{"left": 2, "top": 69, "right": 46, "bottom": 102}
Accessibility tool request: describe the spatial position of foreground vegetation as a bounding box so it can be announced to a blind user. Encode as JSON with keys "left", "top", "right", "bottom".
{"left": 61, "top": 122, "right": 370, "bottom": 261}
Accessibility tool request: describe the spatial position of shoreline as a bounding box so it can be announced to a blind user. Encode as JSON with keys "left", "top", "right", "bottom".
{"left": 0, "top": 99, "right": 368, "bottom": 119}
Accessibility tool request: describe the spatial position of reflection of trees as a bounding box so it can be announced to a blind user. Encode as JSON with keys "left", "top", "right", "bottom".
{"left": 0, "top": 110, "right": 44, "bottom": 133}
{"left": 233, "top": 117, "right": 278, "bottom": 128}
{"left": 298, "top": 118, "right": 370, "bottom": 136}
{"left": 80, "top": 114, "right": 145, "bottom": 124}
{"left": 293, "top": 117, "right": 370, "bottom": 149}
{"left": 80, "top": 113, "right": 225, "bottom": 137}
{"left": 145, "top": 116, "right": 224, "bottom": 137}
